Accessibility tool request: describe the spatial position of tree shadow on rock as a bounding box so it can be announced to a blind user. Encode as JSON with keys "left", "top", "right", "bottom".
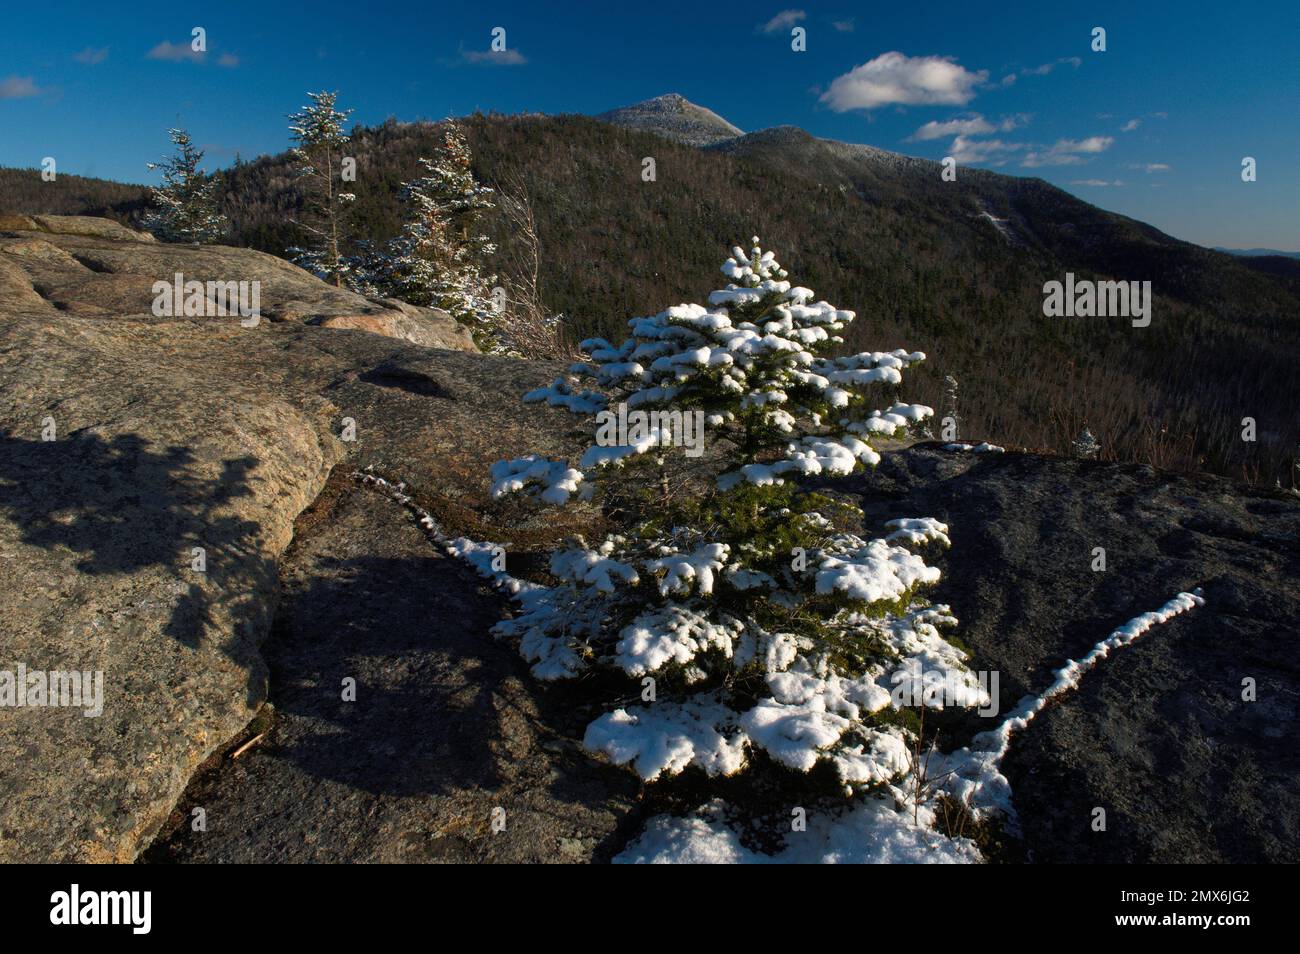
{"left": 359, "top": 362, "right": 455, "bottom": 399}
{"left": 0, "top": 430, "right": 271, "bottom": 702}
{"left": 262, "top": 552, "right": 511, "bottom": 797}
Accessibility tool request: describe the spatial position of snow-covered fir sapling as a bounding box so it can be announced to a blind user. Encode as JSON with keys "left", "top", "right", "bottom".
{"left": 941, "top": 374, "right": 961, "bottom": 442}
{"left": 489, "top": 239, "right": 989, "bottom": 802}
{"left": 379, "top": 122, "right": 502, "bottom": 351}
{"left": 286, "top": 90, "right": 356, "bottom": 287}
{"left": 143, "top": 128, "right": 228, "bottom": 244}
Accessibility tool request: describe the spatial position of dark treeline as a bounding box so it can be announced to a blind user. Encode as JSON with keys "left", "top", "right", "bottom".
{"left": 2, "top": 113, "right": 1297, "bottom": 486}
{"left": 0, "top": 166, "right": 150, "bottom": 220}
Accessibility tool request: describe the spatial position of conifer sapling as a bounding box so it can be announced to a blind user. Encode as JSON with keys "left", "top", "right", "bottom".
{"left": 489, "top": 239, "right": 989, "bottom": 792}
{"left": 381, "top": 122, "right": 501, "bottom": 349}
{"left": 143, "top": 128, "right": 228, "bottom": 244}
{"left": 287, "top": 90, "right": 356, "bottom": 287}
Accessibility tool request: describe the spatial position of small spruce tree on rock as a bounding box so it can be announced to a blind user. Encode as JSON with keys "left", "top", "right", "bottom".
{"left": 380, "top": 122, "right": 501, "bottom": 350}
{"left": 143, "top": 128, "right": 228, "bottom": 244}
{"left": 489, "top": 239, "right": 988, "bottom": 791}
{"left": 287, "top": 90, "right": 356, "bottom": 287}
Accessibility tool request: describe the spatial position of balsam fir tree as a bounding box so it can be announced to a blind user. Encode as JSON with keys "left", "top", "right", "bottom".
{"left": 287, "top": 90, "right": 355, "bottom": 287}
{"left": 142, "top": 128, "right": 228, "bottom": 244}
{"left": 381, "top": 122, "right": 501, "bottom": 350}
{"left": 488, "top": 239, "right": 988, "bottom": 796}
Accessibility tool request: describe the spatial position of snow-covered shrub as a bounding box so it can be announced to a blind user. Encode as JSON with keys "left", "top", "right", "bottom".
{"left": 1073, "top": 426, "right": 1101, "bottom": 460}
{"left": 490, "top": 239, "right": 988, "bottom": 792}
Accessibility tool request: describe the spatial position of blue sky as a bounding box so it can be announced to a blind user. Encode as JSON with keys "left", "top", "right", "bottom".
{"left": 2, "top": 0, "right": 1297, "bottom": 249}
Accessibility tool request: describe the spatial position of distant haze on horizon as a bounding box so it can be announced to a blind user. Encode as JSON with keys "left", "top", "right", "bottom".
{"left": 2, "top": 0, "right": 1296, "bottom": 250}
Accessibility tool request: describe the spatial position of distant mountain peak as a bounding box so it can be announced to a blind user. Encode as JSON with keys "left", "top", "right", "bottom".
{"left": 643, "top": 93, "right": 690, "bottom": 108}
{"left": 597, "top": 93, "right": 743, "bottom": 146}
{"left": 598, "top": 96, "right": 933, "bottom": 174}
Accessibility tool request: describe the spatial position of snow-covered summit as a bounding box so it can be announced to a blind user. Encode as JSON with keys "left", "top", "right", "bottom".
{"left": 597, "top": 94, "right": 934, "bottom": 174}
{"left": 596, "top": 93, "right": 744, "bottom": 146}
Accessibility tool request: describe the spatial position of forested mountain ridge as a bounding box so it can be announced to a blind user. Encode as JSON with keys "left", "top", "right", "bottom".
{"left": 2, "top": 97, "right": 1296, "bottom": 483}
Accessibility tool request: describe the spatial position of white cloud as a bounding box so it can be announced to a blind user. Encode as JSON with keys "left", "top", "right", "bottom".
{"left": 147, "top": 40, "right": 206, "bottom": 63}
{"left": 1070, "top": 179, "right": 1124, "bottom": 187}
{"left": 147, "top": 41, "right": 238, "bottom": 67}
{"left": 913, "top": 116, "right": 995, "bottom": 140}
{"left": 1021, "top": 136, "right": 1114, "bottom": 167}
{"left": 910, "top": 113, "right": 1027, "bottom": 141}
{"left": 760, "top": 9, "right": 806, "bottom": 33}
{"left": 1121, "top": 118, "right": 1141, "bottom": 132}
{"left": 949, "top": 136, "right": 1025, "bottom": 165}
{"left": 821, "top": 52, "right": 988, "bottom": 111}
{"left": 0, "top": 75, "right": 43, "bottom": 98}
{"left": 831, "top": 18, "right": 855, "bottom": 32}
{"left": 1021, "top": 56, "right": 1082, "bottom": 77}
{"left": 1063, "top": 136, "right": 1113, "bottom": 153}
{"left": 461, "top": 48, "right": 528, "bottom": 65}
{"left": 73, "top": 47, "right": 109, "bottom": 65}
{"left": 1127, "top": 162, "right": 1170, "bottom": 173}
